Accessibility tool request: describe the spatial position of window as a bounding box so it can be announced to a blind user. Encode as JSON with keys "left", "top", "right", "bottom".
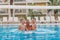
{"left": 14, "top": 0, "right": 26, "bottom": 2}
{"left": 0, "top": 9, "right": 8, "bottom": 13}
{"left": 15, "top": 9, "right": 26, "bottom": 13}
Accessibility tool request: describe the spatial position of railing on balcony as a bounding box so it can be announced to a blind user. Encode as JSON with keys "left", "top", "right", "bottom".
{"left": 34, "top": 0, "right": 49, "bottom": 2}
{"left": 14, "top": 9, "right": 26, "bottom": 15}
{"left": 27, "top": 0, "right": 49, "bottom": 2}
{"left": 14, "top": 0, "right": 49, "bottom": 3}
{"left": 0, "top": 9, "right": 9, "bottom": 15}
{"left": 14, "top": 0, "right": 26, "bottom": 2}
{"left": 14, "top": 0, "right": 26, "bottom": 3}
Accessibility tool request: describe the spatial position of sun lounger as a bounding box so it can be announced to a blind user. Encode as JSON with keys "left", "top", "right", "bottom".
{"left": 58, "top": 16, "right": 60, "bottom": 23}
{"left": 50, "top": 16, "right": 57, "bottom": 23}
{"left": 35, "top": 17, "right": 39, "bottom": 23}
{"left": 8, "top": 17, "right": 14, "bottom": 24}
{"left": 14, "top": 17, "right": 19, "bottom": 22}
{"left": 2, "top": 17, "right": 8, "bottom": 24}
{"left": 45, "top": 16, "right": 50, "bottom": 23}
{"left": 40, "top": 17, "right": 46, "bottom": 23}
{"left": 51, "top": 16, "right": 57, "bottom": 23}
{"left": 14, "top": 17, "right": 19, "bottom": 23}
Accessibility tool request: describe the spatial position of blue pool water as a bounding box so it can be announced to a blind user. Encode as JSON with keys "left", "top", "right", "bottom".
{"left": 0, "top": 24, "right": 60, "bottom": 40}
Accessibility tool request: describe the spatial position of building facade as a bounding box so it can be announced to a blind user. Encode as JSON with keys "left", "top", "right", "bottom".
{"left": 0, "top": 0, "right": 60, "bottom": 21}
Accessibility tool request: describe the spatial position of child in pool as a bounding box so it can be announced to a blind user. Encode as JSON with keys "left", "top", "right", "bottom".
{"left": 31, "top": 18, "right": 36, "bottom": 30}
{"left": 25, "top": 19, "right": 32, "bottom": 31}
{"left": 18, "top": 19, "right": 25, "bottom": 31}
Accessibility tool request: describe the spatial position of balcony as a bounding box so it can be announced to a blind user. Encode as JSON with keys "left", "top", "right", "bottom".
{"left": 14, "top": 0, "right": 49, "bottom": 3}
{"left": 14, "top": 0, "right": 26, "bottom": 3}
{"left": 14, "top": 0, "right": 26, "bottom": 2}
{"left": 14, "top": 9, "right": 26, "bottom": 15}
{"left": 0, "top": 9, "right": 9, "bottom": 15}
{"left": 26, "top": 0, "right": 49, "bottom": 3}
{"left": 34, "top": 0, "right": 49, "bottom": 2}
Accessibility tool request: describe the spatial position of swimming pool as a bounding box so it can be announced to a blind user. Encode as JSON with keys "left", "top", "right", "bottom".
{"left": 0, "top": 24, "right": 60, "bottom": 40}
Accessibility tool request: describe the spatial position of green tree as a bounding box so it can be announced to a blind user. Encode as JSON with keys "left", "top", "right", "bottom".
{"left": 28, "top": 9, "right": 40, "bottom": 19}
{"left": 28, "top": 9, "right": 34, "bottom": 19}
{"left": 49, "top": 0, "right": 60, "bottom": 6}
{"left": 48, "top": 0, "right": 60, "bottom": 14}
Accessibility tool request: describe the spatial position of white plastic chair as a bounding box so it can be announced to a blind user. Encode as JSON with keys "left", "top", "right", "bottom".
{"left": 40, "top": 17, "right": 46, "bottom": 23}
{"left": 34, "top": 17, "right": 39, "bottom": 23}
{"left": 45, "top": 16, "right": 50, "bottom": 23}
{"left": 8, "top": 17, "right": 13, "bottom": 22}
{"left": 27, "top": 17, "right": 31, "bottom": 22}
{"left": 50, "top": 16, "right": 56, "bottom": 23}
{"left": 3, "top": 17, "right": 7, "bottom": 22}
{"left": 0, "top": 18, "right": 2, "bottom": 24}
{"left": 14, "top": 17, "right": 19, "bottom": 22}
{"left": 58, "top": 16, "right": 60, "bottom": 22}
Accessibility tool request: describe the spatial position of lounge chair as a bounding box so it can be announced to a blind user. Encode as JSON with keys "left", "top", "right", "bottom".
{"left": 14, "top": 17, "right": 19, "bottom": 23}
{"left": 45, "top": 16, "right": 50, "bottom": 23}
{"left": 34, "top": 17, "right": 39, "bottom": 23}
{"left": 14, "top": 17, "right": 19, "bottom": 22}
{"left": 2, "top": 17, "right": 8, "bottom": 24}
{"left": 8, "top": 17, "right": 13, "bottom": 22}
{"left": 50, "top": 16, "right": 57, "bottom": 23}
{"left": 8, "top": 17, "right": 14, "bottom": 24}
{"left": 0, "top": 18, "right": 2, "bottom": 24}
{"left": 40, "top": 17, "right": 46, "bottom": 23}
{"left": 58, "top": 16, "right": 60, "bottom": 23}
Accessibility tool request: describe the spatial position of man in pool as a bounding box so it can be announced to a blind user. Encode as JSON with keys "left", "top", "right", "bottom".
{"left": 18, "top": 18, "right": 25, "bottom": 31}
{"left": 31, "top": 18, "right": 36, "bottom": 30}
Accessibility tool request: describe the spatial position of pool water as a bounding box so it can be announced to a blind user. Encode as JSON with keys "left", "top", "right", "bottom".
{"left": 0, "top": 24, "right": 60, "bottom": 40}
